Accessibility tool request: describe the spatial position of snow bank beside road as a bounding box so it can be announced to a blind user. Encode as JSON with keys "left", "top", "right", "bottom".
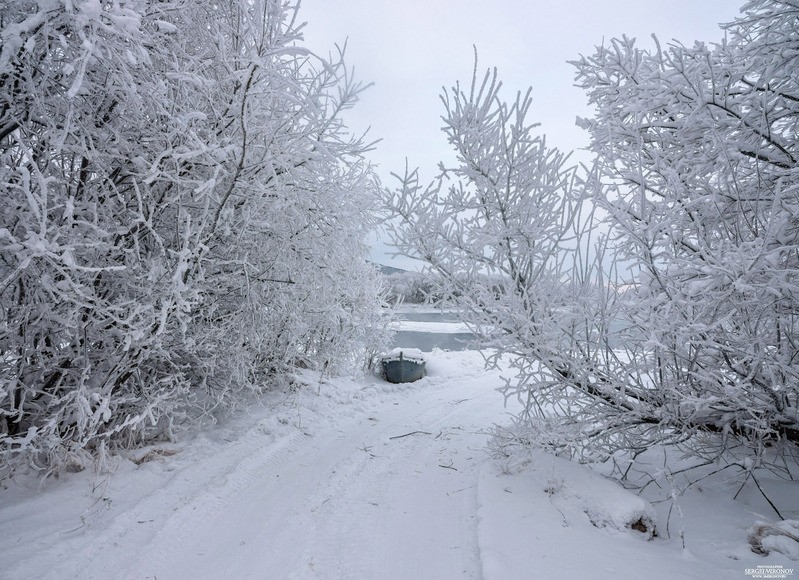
{"left": 478, "top": 453, "right": 736, "bottom": 580}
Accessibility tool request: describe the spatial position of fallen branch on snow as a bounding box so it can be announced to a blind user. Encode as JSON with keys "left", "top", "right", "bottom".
{"left": 389, "top": 431, "right": 432, "bottom": 440}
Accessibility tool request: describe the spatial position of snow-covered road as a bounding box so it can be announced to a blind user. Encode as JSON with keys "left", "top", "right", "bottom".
{"left": 3, "top": 349, "right": 793, "bottom": 579}
{"left": 3, "top": 351, "right": 518, "bottom": 580}
{"left": 128, "top": 365, "right": 509, "bottom": 579}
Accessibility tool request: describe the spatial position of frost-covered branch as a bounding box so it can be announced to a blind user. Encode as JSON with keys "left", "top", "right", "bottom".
{"left": 0, "top": 0, "right": 390, "bottom": 478}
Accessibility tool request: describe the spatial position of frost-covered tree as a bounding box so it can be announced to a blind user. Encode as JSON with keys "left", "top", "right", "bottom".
{"left": 0, "top": 0, "right": 388, "bottom": 477}
{"left": 388, "top": 0, "right": 798, "bottom": 479}
{"left": 386, "top": 62, "right": 585, "bottom": 395}
{"left": 569, "top": 0, "right": 799, "bottom": 463}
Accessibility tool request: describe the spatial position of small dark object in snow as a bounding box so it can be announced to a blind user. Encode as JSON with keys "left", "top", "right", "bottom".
{"left": 630, "top": 517, "right": 656, "bottom": 537}
{"left": 381, "top": 348, "right": 426, "bottom": 383}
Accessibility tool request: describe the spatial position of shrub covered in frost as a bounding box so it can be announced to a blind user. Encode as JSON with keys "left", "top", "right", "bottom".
{"left": 0, "top": 0, "right": 389, "bottom": 477}
{"left": 386, "top": 0, "right": 798, "bottom": 483}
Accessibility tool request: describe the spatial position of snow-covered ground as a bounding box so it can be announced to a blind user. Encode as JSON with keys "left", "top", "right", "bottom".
{"left": 1, "top": 342, "right": 796, "bottom": 578}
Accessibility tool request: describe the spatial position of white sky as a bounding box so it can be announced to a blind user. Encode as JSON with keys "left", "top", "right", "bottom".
{"left": 298, "top": 1, "right": 744, "bottom": 269}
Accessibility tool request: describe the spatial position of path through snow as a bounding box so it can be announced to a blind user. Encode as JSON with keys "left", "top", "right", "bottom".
{"left": 130, "top": 362, "right": 509, "bottom": 579}
{"left": 3, "top": 351, "right": 517, "bottom": 580}
{"left": 2, "top": 348, "right": 795, "bottom": 579}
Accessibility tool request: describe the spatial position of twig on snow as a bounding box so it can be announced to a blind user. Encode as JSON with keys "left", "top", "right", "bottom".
{"left": 389, "top": 431, "right": 431, "bottom": 440}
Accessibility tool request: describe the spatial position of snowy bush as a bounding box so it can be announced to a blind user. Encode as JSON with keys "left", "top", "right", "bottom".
{"left": 386, "top": 0, "right": 798, "bottom": 487}
{"left": 0, "top": 0, "right": 389, "bottom": 477}
{"left": 382, "top": 270, "right": 442, "bottom": 304}
{"left": 571, "top": 0, "right": 799, "bottom": 461}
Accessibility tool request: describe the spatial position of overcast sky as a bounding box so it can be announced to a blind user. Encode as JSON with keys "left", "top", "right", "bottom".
{"left": 298, "top": 1, "right": 745, "bottom": 269}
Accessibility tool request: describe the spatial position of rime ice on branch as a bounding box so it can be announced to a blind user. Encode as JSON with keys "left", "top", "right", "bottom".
{"left": 0, "top": 0, "right": 388, "bottom": 477}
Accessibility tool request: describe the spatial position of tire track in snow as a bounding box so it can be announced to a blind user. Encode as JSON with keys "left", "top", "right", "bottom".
{"left": 24, "top": 352, "right": 513, "bottom": 580}
{"left": 44, "top": 419, "right": 312, "bottom": 580}
{"left": 140, "top": 373, "right": 509, "bottom": 580}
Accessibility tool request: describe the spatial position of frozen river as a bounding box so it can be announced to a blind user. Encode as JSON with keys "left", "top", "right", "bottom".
{"left": 390, "top": 307, "right": 477, "bottom": 351}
